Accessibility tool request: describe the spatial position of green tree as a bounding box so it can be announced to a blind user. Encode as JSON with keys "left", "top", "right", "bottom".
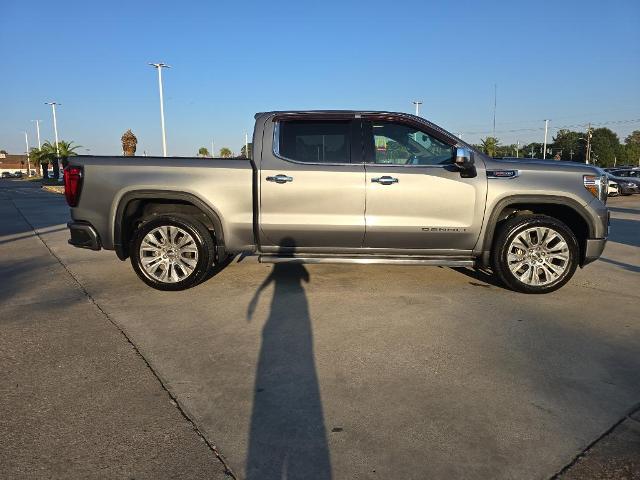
{"left": 625, "top": 130, "right": 640, "bottom": 145}
{"left": 480, "top": 136, "right": 500, "bottom": 157}
{"left": 39, "top": 141, "right": 81, "bottom": 178}
{"left": 590, "top": 128, "right": 620, "bottom": 167}
{"left": 219, "top": 147, "right": 232, "bottom": 158}
{"left": 0, "top": 149, "right": 7, "bottom": 154}
{"left": 240, "top": 142, "right": 253, "bottom": 159}
{"left": 198, "top": 147, "right": 210, "bottom": 157}
{"left": 552, "top": 129, "right": 585, "bottom": 162}
{"left": 624, "top": 130, "right": 640, "bottom": 166}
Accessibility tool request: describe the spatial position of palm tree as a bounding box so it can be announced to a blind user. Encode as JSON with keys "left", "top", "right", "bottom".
{"left": 41, "top": 140, "right": 82, "bottom": 178}
{"left": 56, "top": 140, "right": 82, "bottom": 168}
{"left": 219, "top": 147, "right": 232, "bottom": 158}
{"left": 40, "top": 142, "right": 59, "bottom": 179}
{"left": 480, "top": 136, "right": 500, "bottom": 157}
{"left": 198, "top": 147, "right": 210, "bottom": 157}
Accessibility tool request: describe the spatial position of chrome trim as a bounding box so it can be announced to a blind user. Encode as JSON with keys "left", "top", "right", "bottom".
{"left": 259, "top": 255, "right": 474, "bottom": 267}
{"left": 371, "top": 176, "right": 399, "bottom": 185}
{"left": 266, "top": 174, "right": 293, "bottom": 183}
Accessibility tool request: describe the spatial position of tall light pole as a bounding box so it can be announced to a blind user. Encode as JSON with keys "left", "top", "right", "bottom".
{"left": 45, "top": 102, "right": 61, "bottom": 157}
{"left": 542, "top": 119, "right": 549, "bottom": 160}
{"left": 412, "top": 100, "right": 423, "bottom": 116}
{"left": 245, "top": 132, "right": 249, "bottom": 158}
{"left": 31, "top": 119, "right": 42, "bottom": 149}
{"left": 23, "top": 131, "right": 32, "bottom": 177}
{"left": 149, "top": 62, "right": 171, "bottom": 157}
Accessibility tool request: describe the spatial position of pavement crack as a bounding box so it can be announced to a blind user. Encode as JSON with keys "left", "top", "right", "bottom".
{"left": 549, "top": 401, "right": 640, "bottom": 479}
{"left": 11, "top": 198, "right": 238, "bottom": 479}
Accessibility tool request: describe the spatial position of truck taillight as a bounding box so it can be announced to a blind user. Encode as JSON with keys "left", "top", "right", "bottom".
{"left": 63, "top": 166, "right": 83, "bottom": 207}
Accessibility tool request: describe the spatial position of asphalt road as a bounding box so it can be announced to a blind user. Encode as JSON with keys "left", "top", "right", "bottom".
{"left": 1, "top": 179, "right": 639, "bottom": 479}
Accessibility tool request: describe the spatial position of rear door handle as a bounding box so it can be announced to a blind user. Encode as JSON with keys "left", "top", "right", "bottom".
{"left": 266, "top": 174, "right": 294, "bottom": 184}
{"left": 371, "top": 176, "right": 399, "bottom": 185}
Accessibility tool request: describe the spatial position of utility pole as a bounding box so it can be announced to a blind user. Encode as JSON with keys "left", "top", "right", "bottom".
{"left": 412, "top": 100, "right": 423, "bottom": 116}
{"left": 31, "top": 120, "right": 42, "bottom": 149}
{"left": 542, "top": 119, "right": 549, "bottom": 159}
{"left": 492, "top": 83, "right": 497, "bottom": 138}
{"left": 149, "top": 63, "right": 171, "bottom": 156}
{"left": 211, "top": 139, "right": 215, "bottom": 158}
{"left": 516, "top": 140, "right": 520, "bottom": 158}
{"left": 530, "top": 145, "right": 535, "bottom": 158}
{"left": 24, "top": 131, "right": 32, "bottom": 177}
{"left": 585, "top": 123, "right": 592, "bottom": 164}
{"left": 244, "top": 132, "right": 249, "bottom": 159}
{"left": 570, "top": 149, "right": 574, "bottom": 160}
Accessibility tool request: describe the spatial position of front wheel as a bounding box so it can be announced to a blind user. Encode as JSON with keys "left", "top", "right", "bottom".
{"left": 130, "top": 215, "right": 216, "bottom": 291}
{"left": 491, "top": 215, "right": 579, "bottom": 294}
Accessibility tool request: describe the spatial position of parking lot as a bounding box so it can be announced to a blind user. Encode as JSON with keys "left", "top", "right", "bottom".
{"left": 1, "top": 179, "right": 639, "bottom": 479}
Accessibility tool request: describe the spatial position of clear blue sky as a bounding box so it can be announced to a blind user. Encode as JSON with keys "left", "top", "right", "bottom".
{"left": 1, "top": 0, "right": 639, "bottom": 156}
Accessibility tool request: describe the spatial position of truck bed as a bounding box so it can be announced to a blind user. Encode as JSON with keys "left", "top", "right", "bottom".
{"left": 67, "top": 155, "right": 256, "bottom": 253}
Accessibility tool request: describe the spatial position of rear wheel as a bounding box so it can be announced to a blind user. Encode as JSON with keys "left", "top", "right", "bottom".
{"left": 130, "top": 215, "right": 215, "bottom": 290}
{"left": 491, "top": 215, "right": 579, "bottom": 294}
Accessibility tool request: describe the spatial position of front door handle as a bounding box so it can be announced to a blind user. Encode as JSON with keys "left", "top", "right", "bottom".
{"left": 371, "top": 176, "right": 399, "bottom": 185}
{"left": 266, "top": 174, "right": 294, "bottom": 184}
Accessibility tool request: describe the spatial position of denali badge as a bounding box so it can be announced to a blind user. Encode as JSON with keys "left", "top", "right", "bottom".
{"left": 422, "top": 227, "right": 468, "bottom": 232}
{"left": 487, "top": 170, "right": 519, "bottom": 179}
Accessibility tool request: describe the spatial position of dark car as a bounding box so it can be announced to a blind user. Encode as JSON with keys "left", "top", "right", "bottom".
{"left": 609, "top": 168, "right": 640, "bottom": 179}
{"left": 1, "top": 172, "right": 14, "bottom": 178}
{"left": 607, "top": 173, "right": 640, "bottom": 195}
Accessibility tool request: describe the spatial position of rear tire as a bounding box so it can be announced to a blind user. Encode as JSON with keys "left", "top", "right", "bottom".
{"left": 130, "top": 215, "right": 215, "bottom": 291}
{"left": 491, "top": 215, "right": 579, "bottom": 294}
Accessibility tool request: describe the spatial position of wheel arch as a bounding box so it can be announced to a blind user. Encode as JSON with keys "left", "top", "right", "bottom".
{"left": 114, "top": 190, "right": 225, "bottom": 260}
{"left": 480, "top": 195, "right": 594, "bottom": 267}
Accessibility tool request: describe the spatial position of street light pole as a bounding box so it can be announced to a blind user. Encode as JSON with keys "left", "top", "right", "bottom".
{"left": 45, "top": 102, "right": 61, "bottom": 157}
{"left": 149, "top": 63, "right": 171, "bottom": 157}
{"left": 245, "top": 132, "right": 249, "bottom": 159}
{"left": 412, "top": 100, "right": 423, "bottom": 116}
{"left": 31, "top": 119, "right": 42, "bottom": 149}
{"left": 24, "top": 131, "right": 32, "bottom": 177}
{"left": 542, "top": 119, "right": 549, "bottom": 160}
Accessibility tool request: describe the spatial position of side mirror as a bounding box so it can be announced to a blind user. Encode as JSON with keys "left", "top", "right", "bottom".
{"left": 454, "top": 147, "right": 474, "bottom": 170}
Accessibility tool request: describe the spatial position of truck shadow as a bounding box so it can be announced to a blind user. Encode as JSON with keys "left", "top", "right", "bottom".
{"left": 245, "top": 240, "right": 332, "bottom": 479}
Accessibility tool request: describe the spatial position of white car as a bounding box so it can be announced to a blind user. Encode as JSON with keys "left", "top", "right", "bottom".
{"left": 607, "top": 180, "right": 620, "bottom": 196}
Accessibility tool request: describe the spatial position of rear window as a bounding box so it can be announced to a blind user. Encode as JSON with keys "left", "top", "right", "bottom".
{"left": 277, "top": 120, "right": 351, "bottom": 163}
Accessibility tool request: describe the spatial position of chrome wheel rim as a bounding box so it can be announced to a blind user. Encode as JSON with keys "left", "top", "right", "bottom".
{"left": 139, "top": 226, "right": 199, "bottom": 283}
{"left": 507, "top": 226, "right": 570, "bottom": 286}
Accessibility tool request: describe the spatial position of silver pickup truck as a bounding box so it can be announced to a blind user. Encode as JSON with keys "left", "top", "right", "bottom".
{"left": 65, "top": 110, "right": 609, "bottom": 293}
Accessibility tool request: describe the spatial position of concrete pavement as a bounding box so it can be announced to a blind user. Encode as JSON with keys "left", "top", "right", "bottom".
{"left": 0, "top": 181, "right": 230, "bottom": 479}
{"left": 1, "top": 179, "right": 639, "bottom": 479}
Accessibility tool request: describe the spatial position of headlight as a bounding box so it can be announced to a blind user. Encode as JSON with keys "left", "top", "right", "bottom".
{"left": 584, "top": 175, "right": 607, "bottom": 203}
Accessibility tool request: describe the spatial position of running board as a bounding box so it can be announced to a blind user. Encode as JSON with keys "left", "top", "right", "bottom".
{"left": 258, "top": 255, "right": 475, "bottom": 267}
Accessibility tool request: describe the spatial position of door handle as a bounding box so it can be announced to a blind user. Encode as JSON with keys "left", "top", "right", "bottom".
{"left": 266, "top": 174, "right": 294, "bottom": 184}
{"left": 371, "top": 176, "right": 399, "bottom": 185}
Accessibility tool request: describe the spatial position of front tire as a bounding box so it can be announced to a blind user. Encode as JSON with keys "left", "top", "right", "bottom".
{"left": 130, "top": 215, "right": 215, "bottom": 291}
{"left": 491, "top": 215, "right": 579, "bottom": 294}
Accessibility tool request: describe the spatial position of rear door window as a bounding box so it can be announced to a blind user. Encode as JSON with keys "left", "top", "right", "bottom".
{"left": 277, "top": 120, "right": 352, "bottom": 164}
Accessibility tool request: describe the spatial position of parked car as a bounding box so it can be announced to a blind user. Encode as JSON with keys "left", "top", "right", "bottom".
{"left": 606, "top": 174, "right": 640, "bottom": 194}
{"left": 609, "top": 168, "right": 640, "bottom": 179}
{"left": 1, "top": 172, "right": 14, "bottom": 178}
{"left": 607, "top": 180, "right": 620, "bottom": 196}
{"left": 65, "top": 110, "right": 609, "bottom": 294}
{"left": 13, "top": 171, "right": 23, "bottom": 178}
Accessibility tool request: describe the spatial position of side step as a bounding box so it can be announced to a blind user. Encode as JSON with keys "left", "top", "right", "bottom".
{"left": 258, "top": 255, "right": 475, "bottom": 267}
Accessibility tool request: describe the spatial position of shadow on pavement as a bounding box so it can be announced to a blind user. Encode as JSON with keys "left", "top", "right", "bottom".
{"left": 598, "top": 257, "right": 640, "bottom": 273}
{"left": 608, "top": 218, "right": 640, "bottom": 248}
{"left": 245, "top": 239, "right": 332, "bottom": 480}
